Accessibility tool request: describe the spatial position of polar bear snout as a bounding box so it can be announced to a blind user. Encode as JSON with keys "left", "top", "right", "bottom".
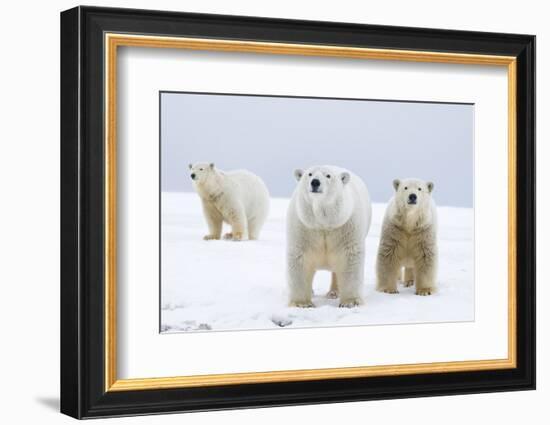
{"left": 188, "top": 162, "right": 215, "bottom": 183}
{"left": 408, "top": 193, "right": 417, "bottom": 204}
{"left": 310, "top": 178, "right": 322, "bottom": 193}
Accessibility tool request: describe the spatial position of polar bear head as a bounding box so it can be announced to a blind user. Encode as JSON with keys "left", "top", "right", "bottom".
{"left": 188, "top": 162, "right": 216, "bottom": 184}
{"left": 294, "top": 165, "right": 350, "bottom": 199}
{"left": 293, "top": 165, "right": 354, "bottom": 229}
{"left": 392, "top": 178, "right": 434, "bottom": 214}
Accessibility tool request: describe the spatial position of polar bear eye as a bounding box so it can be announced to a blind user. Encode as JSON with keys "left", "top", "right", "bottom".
{"left": 199, "top": 168, "right": 203, "bottom": 171}
{"left": 326, "top": 174, "right": 331, "bottom": 179}
{"left": 418, "top": 188, "right": 422, "bottom": 191}
{"left": 308, "top": 173, "right": 312, "bottom": 177}
{"left": 404, "top": 186, "right": 408, "bottom": 190}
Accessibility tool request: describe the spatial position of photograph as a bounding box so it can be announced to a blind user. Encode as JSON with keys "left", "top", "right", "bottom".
{"left": 160, "top": 92, "right": 474, "bottom": 332}
{"left": 59, "top": 5, "right": 535, "bottom": 419}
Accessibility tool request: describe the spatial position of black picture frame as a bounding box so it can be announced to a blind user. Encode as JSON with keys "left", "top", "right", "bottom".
{"left": 61, "top": 5, "right": 535, "bottom": 419}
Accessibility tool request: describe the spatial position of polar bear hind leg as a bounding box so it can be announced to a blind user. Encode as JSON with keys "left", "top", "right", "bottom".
{"left": 326, "top": 273, "right": 339, "bottom": 299}
{"left": 225, "top": 203, "right": 248, "bottom": 241}
{"left": 403, "top": 267, "right": 415, "bottom": 287}
{"left": 247, "top": 216, "right": 264, "bottom": 240}
{"left": 247, "top": 195, "right": 269, "bottom": 240}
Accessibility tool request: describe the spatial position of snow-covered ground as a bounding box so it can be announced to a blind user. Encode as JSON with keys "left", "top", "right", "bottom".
{"left": 161, "top": 192, "right": 474, "bottom": 332}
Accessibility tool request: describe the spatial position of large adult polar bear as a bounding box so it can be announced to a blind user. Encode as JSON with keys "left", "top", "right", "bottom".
{"left": 376, "top": 178, "right": 438, "bottom": 296}
{"left": 189, "top": 163, "right": 270, "bottom": 241}
{"left": 286, "top": 165, "right": 372, "bottom": 308}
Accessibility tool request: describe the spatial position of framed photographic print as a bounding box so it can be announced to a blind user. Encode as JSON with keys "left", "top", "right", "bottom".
{"left": 60, "top": 6, "right": 536, "bottom": 419}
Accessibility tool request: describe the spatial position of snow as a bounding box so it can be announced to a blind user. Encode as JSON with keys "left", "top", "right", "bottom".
{"left": 161, "top": 192, "right": 474, "bottom": 332}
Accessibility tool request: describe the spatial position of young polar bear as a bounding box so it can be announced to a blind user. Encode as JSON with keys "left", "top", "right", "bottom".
{"left": 376, "top": 178, "right": 438, "bottom": 296}
{"left": 286, "top": 165, "right": 372, "bottom": 308}
{"left": 189, "top": 163, "right": 270, "bottom": 241}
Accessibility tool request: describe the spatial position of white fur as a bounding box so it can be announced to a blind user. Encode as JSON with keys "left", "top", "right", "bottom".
{"left": 376, "top": 178, "right": 438, "bottom": 296}
{"left": 189, "top": 163, "right": 270, "bottom": 241}
{"left": 286, "top": 165, "right": 372, "bottom": 308}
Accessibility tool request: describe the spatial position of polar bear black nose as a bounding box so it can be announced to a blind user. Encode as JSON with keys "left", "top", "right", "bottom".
{"left": 311, "top": 179, "right": 321, "bottom": 188}
{"left": 408, "top": 193, "right": 417, "bottom": 202}
{"left": 190, "top": 173, "right": 196, "bottom": 179}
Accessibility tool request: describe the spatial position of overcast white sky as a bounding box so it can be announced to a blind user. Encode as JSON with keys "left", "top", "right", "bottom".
{"left": 161, "top": 92, "right": 473, "bottom": 207}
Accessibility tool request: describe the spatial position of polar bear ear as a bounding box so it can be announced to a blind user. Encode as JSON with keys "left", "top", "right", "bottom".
{"left": 393, "top": 179, "right": 401, "bottom": 191}
{"left": 209, "top": 163, "right": 215, "bottom": 169}
{"left": 294, "top": 169, "right": 304, "bottom": 181}
{"left": 188, "top": 163, "right": 193, "bottom": 170}
{"left": 427, "top": 181, "right": 434, "bottom": 193}
{"left": 340, "top": 172, "right": 350, "bottom": 185}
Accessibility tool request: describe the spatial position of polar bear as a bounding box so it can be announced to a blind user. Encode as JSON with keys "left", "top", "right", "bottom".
{"left": 188, "top": 163, "right": 270, "bottom": 241}
{"left": 376, "top": 178, "right": 438, "bottom": 296}
{"left": 286, "top": 165, "right": 372, "bottom": 308}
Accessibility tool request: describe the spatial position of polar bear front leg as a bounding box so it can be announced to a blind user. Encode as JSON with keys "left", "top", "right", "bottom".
{"left": 414, "top": 238, "right": 437, "bottom": 295}
{"left": 201, "top": 200, "right": 222, "bottom": 240}
{"left": 336, "top": 246, "right": 365, "bottom": 307}
{"left": 287, "top": 253, "right": 315, "bottom": 308}
{"left": 337, "top": 268, "right": 364, "bottom": 308}
{"left": 376, "top": 235, "right": 401, "bottom": 294}
{"left": 376, "top": 262, "right": 401, "bottom": 294}
{"left": 415, "top": 263, "right": 437, "bottom": 296}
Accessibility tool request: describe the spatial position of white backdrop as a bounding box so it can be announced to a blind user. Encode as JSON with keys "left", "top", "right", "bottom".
{"left": 0, "top": 1, "right": 545, "bottom": 424}
{"left": 118, "top": 46, "right": 507, "bottom": 378}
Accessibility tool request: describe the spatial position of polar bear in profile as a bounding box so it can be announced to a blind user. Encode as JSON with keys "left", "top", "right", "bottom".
{"left": 376, "top": 178, "right": 438, "bottom": 296}
{"left": 286, "top": 165, "right": 372, "bottom": 308}
{"left": 189, "top": 163, "right": 270, "bottom": 241}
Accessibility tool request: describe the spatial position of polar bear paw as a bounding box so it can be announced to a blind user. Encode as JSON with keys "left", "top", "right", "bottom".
{"left": 416, "top": 288, "right": 435, "bottom": 296}
{"left": 326, "top": 290, "right": 338, "bottom": 299}
{"left": 339, "top": 298, "right": 362, "bottom": 308}
{"left": 381, "top": 288, "right": 399, "bottom": 294}
{"left": 224, "top": 232, "right": 244, "bottom": 241}
{"left": 403, "top": 280, "right": 415, "bottom": 288}
{"left": 289, "top": 300, "right": 314, "bottom": 308}
{"left": 203, "top": 234, "right": 220, "bottom": 241}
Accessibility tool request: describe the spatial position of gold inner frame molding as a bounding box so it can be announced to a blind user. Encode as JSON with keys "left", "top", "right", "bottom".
{"left": 104, "top": 33, "right": 517, "bottom": 392}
